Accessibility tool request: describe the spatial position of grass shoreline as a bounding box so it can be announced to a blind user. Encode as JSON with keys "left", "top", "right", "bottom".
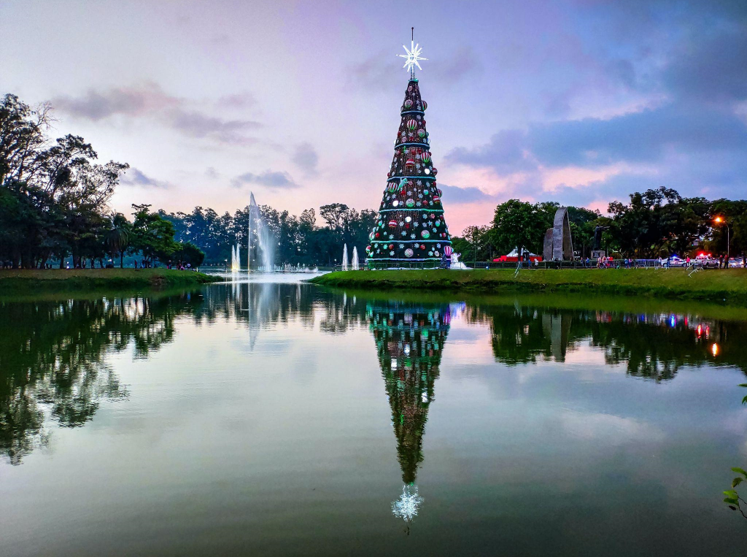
{"left": 0, "top": 268, "right": 222, "bottom": 292}
{"left": 310, "top": 268, "right": 747, "bottom": 305}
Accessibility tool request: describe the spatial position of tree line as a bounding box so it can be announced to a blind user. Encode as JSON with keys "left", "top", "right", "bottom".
{"left": 160, "top": 203, "right": 376, "bottom": 267}
{"left": 452, "top": 187, "right": 746, "bottom": 262}
{"left": 0, "top": 93, "right": 376, "bottom": 269}
{"left": 0, "top": 94, "right": 208, "bottom": 268}
{"left": 3, "top": 92, "right": 745, "bottom": 268}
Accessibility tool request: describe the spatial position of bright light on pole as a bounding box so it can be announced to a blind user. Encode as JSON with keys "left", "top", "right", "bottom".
{"left": 713, "top": 216, "right": 730, "bottom": 267}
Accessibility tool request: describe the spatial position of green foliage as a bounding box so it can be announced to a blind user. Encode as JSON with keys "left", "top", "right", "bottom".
{"left": 491, "top": 199, "right": 551, "bottom": 255}
{"left": 161, "top": 203, "right": 377, "bottom": 266}
{"left": 0, "top": 94, "right": 128, "bottom": 268}
{"left": 708, "top": 199, "right": 747, "bottom": 259}
{"left": 173, "top": 242, "right": 205, "bottom": 267}
{"left": 129, "top": 205, "right": 178, "bottom": 265}
{"left": 489, "top": 200, "right": 601, "bottom": 258}
{"left": 724, "top": 396, "right": 747, "bottom": 519}
{"left": 311, "top": 268, "right": 747, "bottom": 304}
{"left": 607, "top": 187, "right": 711, "bottom": 257}
{"left": 474, "top": 187, "right": 743, "bottom": 261}
{"left": 106, "top": 213, "right": 131, "bottom": 268}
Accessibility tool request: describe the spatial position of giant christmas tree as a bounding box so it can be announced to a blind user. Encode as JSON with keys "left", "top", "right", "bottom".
{"left": 366, "top": 36, "right": 452, "bottom": 268}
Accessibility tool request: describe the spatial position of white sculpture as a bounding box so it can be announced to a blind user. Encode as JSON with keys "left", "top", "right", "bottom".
{"left": 450, "top": 252, "right": 469, "bottom": 270}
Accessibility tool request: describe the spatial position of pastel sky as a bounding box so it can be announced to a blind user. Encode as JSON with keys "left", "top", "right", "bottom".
{"left": 2, "top": 0, "right": 745, "bottom": 234}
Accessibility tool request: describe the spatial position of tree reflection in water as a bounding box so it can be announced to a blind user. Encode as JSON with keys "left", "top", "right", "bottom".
{"left": 367, "top": 302, "right": 452, "bottom": 526}
{"left": 0, "top": 293, "right": 201, "bottom": 465}
{"left": 4, "top": 284, "right": 747, "bottom": 471}
{"left": 476, "top": 304, "right": 747, "bottom": 381}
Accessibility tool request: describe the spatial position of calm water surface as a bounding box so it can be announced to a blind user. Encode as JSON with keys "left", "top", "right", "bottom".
{"left": 2, "top": 275, "right": 747, "bottom": 556}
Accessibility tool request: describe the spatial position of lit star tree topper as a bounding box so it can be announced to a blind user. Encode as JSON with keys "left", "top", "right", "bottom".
{"left": 398, "top": 27, "right": 427, "bottom": 79}
{"left": 392, "top": 483, "right": 424, "bottom": 523}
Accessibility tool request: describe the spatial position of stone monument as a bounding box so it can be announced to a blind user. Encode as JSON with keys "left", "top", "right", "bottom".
{"left": 543, "top": 207, "right": 574, "bottom": 261}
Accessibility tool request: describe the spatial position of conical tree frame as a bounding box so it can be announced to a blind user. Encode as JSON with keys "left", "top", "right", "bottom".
{"left": 366, "top": 78, "right": 452, "bottom": 268}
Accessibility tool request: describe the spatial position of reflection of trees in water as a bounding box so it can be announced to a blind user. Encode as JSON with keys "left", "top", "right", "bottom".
{"left": 367, "top": 302, "right": 451, "bottom": 523}
{"left": 0, "top": 294, "right": 200, "bottom": 465}
{"left": 477, "top": 306, "right": 579, "bottom": 365}
{"left": 199, "top": 283, "right": 369, "bottom": 344}
{"left": 475, "top": 305, "right": 747, "bottom": 381}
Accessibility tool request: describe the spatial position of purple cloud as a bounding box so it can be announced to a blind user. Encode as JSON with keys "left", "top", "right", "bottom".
{"left": 231, "top": 170, "right": 299, "bottom": 190}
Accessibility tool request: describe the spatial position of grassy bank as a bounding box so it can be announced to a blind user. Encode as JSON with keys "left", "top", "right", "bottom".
{"left": 310, "top": 268, "right": 747, "bottom": 304}
{"left": 0, "top": 268, "right": 222, "bottom": 292}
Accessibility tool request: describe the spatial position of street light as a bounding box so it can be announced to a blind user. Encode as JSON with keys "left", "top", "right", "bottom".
{"left": 713, "top": 216, "right": 730, "bottom": 268}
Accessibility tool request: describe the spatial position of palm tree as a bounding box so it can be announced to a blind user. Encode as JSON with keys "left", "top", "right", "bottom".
{"left": 106, "top": 213, "right": 130, "bottom": 268}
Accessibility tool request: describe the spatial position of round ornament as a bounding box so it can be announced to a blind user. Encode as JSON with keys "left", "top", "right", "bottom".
{"left": 406, "top": 198, "right": 415, "bottom": 208}
{"left": 444, "top": 245, "right": 453, "bottom": 256}
{"left": 407, "top": 119, "right": 417, "bottom": 130}
{"left": 422, "top": 101, "right": 428, "bottom": 110}
{"left": 417, "top": 129, "right": 425, "bottom": 138}
{"left": 404, "top": 99, "right": 413, "bottom": 108}
{"left": 421, "top": 230, "right": 430, "bottom": 239}
{"left": 405, "top": 248, "right": 414, "bottom": 257}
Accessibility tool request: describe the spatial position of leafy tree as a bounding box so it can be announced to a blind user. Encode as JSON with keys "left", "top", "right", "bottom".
{"left": 129, "top": 204, "right": 178, "bottom": 266}
{"left": 606, "top": 187, "right": 703, "bottom": 258}
{"left": 708, "top": 199, "right": 747, "bottom": 262}
{"left": 106, "top": 213, "right": 131, "bottom": 268}
{"left": 491, "top": 199, "right": 552, "bottom": 255}
{"left": 457, "top": 225, "right": 493, "bottom": 263}
{"left": 0, "top": 94, "right": 50, "bottom": 186}
{"left": 173, "top": 242, "right": 205, "bottom": 267}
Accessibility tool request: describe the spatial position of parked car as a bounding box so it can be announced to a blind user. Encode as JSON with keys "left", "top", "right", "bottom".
{"left": 668, "top": 256, "right": 685, "bottom": 267}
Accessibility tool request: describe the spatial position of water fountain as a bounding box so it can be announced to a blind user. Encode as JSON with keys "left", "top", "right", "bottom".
{"left": 351, "top": 246, "right": 359, "bottom": 271}
{"left": 230, "top": 244, "right": 240, "bottom": 273}
{"left": 342, "top": 244, "right": 349, "bottom": 271}
{"left": 248, "top": 192, "right": 275, "bottom": 272}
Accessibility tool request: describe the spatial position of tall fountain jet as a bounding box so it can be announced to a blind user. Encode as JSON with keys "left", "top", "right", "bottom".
{"left": 342, "top": 244, "right": 349, "bottom": 271}
{"left": 231, "top": 244, "right": 240, "bottom": 273}
{"left": 351, "top": 247, "right": 359, "bottom": 270}
{"left": 248, "top": 194, "right": 253, "bottom": 272}
{"left": 248, "top": 192, "right": 274, "bottom": 272}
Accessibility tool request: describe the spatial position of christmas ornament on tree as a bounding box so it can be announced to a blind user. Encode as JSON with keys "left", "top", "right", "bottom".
{"left": 367, "top": 32, "right": 452, "bottom": 268}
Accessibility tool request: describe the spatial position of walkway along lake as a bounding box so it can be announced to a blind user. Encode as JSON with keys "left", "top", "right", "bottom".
{"left": 1, "top": 275, "right": 747, "bottom": 556}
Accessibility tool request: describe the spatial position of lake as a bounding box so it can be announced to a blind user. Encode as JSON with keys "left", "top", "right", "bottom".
{"left": 2, "top": 275, "right": 747, "bottom": 556}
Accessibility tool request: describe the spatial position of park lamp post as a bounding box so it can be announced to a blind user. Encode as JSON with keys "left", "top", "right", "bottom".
{"left": 714, "top": 216, "right": 730, "bottom": 266}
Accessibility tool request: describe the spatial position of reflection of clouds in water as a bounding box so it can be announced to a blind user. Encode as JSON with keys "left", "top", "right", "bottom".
{"left": 558, "top": 411, "right": 665, "bottom": 445}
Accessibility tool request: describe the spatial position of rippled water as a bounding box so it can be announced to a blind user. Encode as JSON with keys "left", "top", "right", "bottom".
{"left": 1, "top": 277, "right": 747, "bottom": 556}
